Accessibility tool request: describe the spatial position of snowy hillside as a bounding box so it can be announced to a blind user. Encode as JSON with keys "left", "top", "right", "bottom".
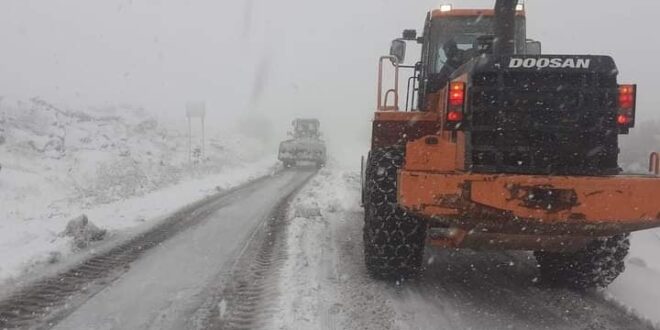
{"left": 0, "top": 98, "right": 277, "bottom": 285}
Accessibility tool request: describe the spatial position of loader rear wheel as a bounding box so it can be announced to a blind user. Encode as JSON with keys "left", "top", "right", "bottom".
{"left": 363, "top": 146, "right": 427, "bottom": 280}
{"left": 534, "top": 234, "right": 630, "bottom": 290}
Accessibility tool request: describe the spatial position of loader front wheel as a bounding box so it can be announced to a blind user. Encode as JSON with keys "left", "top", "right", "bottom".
{"left": 534, "top": 234, "right": 630, "bottom": 290}
{"left": 363, "top": 146, "right": 427, "bottom": 280}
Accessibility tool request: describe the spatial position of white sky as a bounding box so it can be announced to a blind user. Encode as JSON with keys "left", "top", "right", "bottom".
{"left": 1, "top": 0, "right": 658, "bottom": 163}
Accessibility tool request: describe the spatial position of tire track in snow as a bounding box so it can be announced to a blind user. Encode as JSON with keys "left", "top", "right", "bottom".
{"left": 196, "top": 168, "right": 317, "bottom": 330}
{"left": 265, "top": 170, "right": 397, "bottom": 330}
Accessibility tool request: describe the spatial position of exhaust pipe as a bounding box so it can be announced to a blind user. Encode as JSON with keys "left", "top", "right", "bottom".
{"left": 493, "top": 0, "right": 517, "bottom": 55}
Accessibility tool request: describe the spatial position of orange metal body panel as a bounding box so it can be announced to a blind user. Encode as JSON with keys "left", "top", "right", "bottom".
{"left": 469, "top": 176, "right": 660, "bottom": 222}
{"left": 399, "top": 171, "right": 660, "bottom": 251}
{"left": 405, "top": 138, "right": 457, "bottom": 172}
{"left": 374, "top": 111, "right": 438, "bottom": 122}
{"left": 371, "top": 87, "right": 446, "bottom": 149}
{"left": 400, "top": 171, "right": 660, "bottom": 225}
{"left": 399, "top": 136, "right": 660, "bottom": 239}
{"left": 371, "top": 112, "right": 441, "bottom": 149}
{"left": 405, "top": 131, "right": 466, "bottom": 172}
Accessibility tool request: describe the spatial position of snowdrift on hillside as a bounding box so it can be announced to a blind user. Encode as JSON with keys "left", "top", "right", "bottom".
{"left": 0, "top": 98, "right": 276, "bottom": 284}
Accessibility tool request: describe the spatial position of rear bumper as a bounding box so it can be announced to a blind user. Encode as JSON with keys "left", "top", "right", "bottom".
{"left": 398, "top": 170, "right": 660, "bottom": 236}
{"left": 278, "top": 151, "right": 326, "bottom": 162}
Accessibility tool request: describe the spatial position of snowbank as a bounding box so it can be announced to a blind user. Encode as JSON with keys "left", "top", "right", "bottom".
{"left": 268, "top": 168, "right": 397, "bottom": 330}
{"left": 0, "top": 98, "right": 277, "bottom": 285}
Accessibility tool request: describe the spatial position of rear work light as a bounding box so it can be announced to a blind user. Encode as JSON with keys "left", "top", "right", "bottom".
{"left": 617, "top": 84, "right": 636, "bottom": 132}
{"left": 446, "top": 81, "right": 466, "bottom": 130}
{"left": 439, "top": 4, "right": 452, "bottom": 12}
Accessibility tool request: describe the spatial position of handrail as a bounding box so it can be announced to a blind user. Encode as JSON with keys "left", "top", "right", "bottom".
{"left": 383, "top": 89, "right": 397, "bottom": 109}
{"left": 405, "top": 74, "right": 419, "bottom": 111}
{"left": 377, "top": 56, "right": 400, "bottom": 111}
{"left": 650, "top": 152, "right": 659, "bottom": 175}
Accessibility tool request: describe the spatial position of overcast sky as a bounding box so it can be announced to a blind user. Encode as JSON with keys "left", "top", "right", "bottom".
{"left": 1, "top": 0, "right": 658, "bottom": 163}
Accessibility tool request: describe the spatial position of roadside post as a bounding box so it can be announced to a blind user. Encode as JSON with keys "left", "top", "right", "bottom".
{"left": 186, "top": 101, "right": 206, "bottom": 164}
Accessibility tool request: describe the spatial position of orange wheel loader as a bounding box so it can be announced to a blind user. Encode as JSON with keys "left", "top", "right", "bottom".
{"left": 361, "top": 0, "right": 660, "bottom": 289}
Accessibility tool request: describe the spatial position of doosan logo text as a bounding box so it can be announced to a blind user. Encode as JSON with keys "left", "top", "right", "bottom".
{"left": 508, "top": 58, "right": 591, "bottom": 69}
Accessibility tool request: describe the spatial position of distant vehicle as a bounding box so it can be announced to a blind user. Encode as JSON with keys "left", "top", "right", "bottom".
{"left": 361, "top": 0, "right": 660, "bottom": 289}
{"left": 278, "top": 119, "right": 327, "bottom": 168}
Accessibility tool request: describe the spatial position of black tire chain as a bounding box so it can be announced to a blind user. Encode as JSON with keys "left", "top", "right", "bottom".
{"left": 534, "top": 234, "right": 630, "bottom": 290}
{"left": 362, "top": 145, "right": 427, "bottom": 280}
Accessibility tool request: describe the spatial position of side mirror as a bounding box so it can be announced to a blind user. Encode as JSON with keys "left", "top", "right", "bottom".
{"left": 390, "top": 39, "right": 406, "bottom": 64}
{"left": 402, "top": 29, "right": 417, "bottom": 41}
{"left": 525, "top": 40, "right": 542, "bottom": 55}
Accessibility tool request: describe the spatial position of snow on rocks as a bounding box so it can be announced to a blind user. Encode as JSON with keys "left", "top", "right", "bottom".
{"left": 61, "top": 215, "right": 107, "bottom": 250}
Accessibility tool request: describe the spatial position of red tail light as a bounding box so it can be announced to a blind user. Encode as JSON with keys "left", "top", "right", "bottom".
{"left": 446, "top": 81, "right": 466, "bottom": 130}
{"left": 449, "top": 82, "right": 465, "bottom": 106}
{"left": 617, "top": 84, "right": 636, "bottom": 132}
{"left": 447, "top": 111, "right": 463, "bottom": 122}
{"left": 619, "top": 85, "right": 635, "bottom": 109}
{"left": 617, "top": 114, "right": 631, "bottom": 125}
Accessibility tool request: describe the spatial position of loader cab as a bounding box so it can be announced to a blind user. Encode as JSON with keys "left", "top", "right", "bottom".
{"left": 416, "top": 7, "right": 528, "bottom": 110}
{"left": 292, "top": 119, "right": 321, "bottom": 139}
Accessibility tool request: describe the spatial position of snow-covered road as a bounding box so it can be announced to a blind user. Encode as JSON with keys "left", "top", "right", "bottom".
{"left": 43, "top": 169, "right": 315, "bottom": 330}
{"left": 4, "top": 167, "right": 658, "bottom": 330}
